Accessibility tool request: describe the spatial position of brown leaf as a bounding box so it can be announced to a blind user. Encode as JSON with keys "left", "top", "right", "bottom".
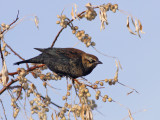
{"left": 138, "top": 20, "right": 145, "bottom": 34}
{"left": 51, "top": 113, "right": 54, "bottom": 120}
{"left": 71, "top": 6, "right": 75, "bottom": 19}
{"left": 74, "top": 4, "right": 78, "bottom": 18}
{"left": 135, "top": 19, "right": 141, "bottom": 38}
{"left": 115, "top": 59, "right": 119, "bottom": 71}
{"left": 99, "top": 7, "right": 108, "bottom": 30}
{"left": 34, "top": 16, "right": 39, "bottom": 29}
{"left": 127, "top": 16, "right": 136, "bottom": 35}
{"left": 128, "top": 109, "right": 134, "bottom": 120}
{"left": 118, "top": 59, "right": 122, "bottom": 70}
{"left": 131, "top": 16, "right": 135, "bottom": 27}
{"left": 1, "top": 60, "right": 9, "bottom": 86}
{"left": 127, "top": 91, "right": 133, "bottom": 95}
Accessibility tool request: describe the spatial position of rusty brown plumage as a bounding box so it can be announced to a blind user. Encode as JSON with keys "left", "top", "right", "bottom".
{"left": 14, "top": 48, "right": 102, "bottom": 78}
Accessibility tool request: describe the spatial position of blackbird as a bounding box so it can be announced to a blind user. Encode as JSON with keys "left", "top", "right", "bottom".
{"left": 14, "top": 48, "right": 102, "bottom": 79}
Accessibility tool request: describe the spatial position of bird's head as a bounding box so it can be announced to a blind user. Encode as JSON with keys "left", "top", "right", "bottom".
{"left": 82, "top": 53, "right": 102, "bottom": 72}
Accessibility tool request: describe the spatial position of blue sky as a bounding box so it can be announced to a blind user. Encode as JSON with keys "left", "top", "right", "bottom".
{"left": 0, "top": 0, "right": 160, "bottom": 120}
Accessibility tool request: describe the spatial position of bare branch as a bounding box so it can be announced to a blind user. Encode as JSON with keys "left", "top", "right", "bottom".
{"left": 0, "top": 79, "right": 18, "bottom": 95}
{"left": 50, "top": 11, "right": 86, "bottom": 47}
{"left": 6, "top": 43, "right": 29, "bottom": 69}
{"left": 1, "top": 10, "right": 19, "bottom": 34}
{"left": 0, "top": 99, "right": 7, "bottom": 120}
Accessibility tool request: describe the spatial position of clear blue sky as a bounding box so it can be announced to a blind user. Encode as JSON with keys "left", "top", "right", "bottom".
{"left": 0, "top": 0, "right": 160, "bottom": 120}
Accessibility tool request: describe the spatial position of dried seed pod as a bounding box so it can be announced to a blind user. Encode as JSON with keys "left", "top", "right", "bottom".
{"left": 84, "top": 88, "right": 89, "bottom": 93}
{"left": 57, "top": 15, "right": 61, "bottom": 18}
{"left": 5, "top": 25, "right": 10, "bottom": 29}
{"left": 96, "top": 90, "right": 101, "bottom": 95}
{"left": 1, "top": 47, "right": 5, "bottom": 51}
{"left": 74, "top": 26, "right": 78, "bottom": 30}
{"left": 91, "top": 42, "right": 96, "bottom": 46}
{"left": 95, "top": 96, "right": 99, "bottom": 100}
{"left": 112, "top": 9, "right": 116, "bottom": 13}
{"left": 108, "top": 97, "right": 112, "bottom": 102}
{"left": 104, "top": 95, "right": 108, "bottom": 99}
{"left": 100, "top": 82, "right": 104, "bottom": 86}
{"left": 105, "top": 79, "right": 108, "bottom": 83}
{"left": 56, "top": 21, "right": 60, "bottom": 24}
{"left": 64, "top": 103, "right": 68, "bottom": 107}
{"left": 4, "top": 51, "right": 8, "bottom": 56}
{"left": 1, "top": 23, "right": 6, "bottom": 28}
{"left": 72, "top": 30, "right": 76, "bottom": 34}
{"left": 110, "top": 5, "right": 115, "bottom": 11}
{"left": 86, "top": 93, "right": 91, "bottom": 97}
{"left": 62, "top": 96, "right": 67, "bottom": 100}
{"left": 66, "top": 91, "right": 70, "bottom": 96}
{"left": 79, "top": 93, "right": 83, "bottom": 97}
{"left": 114, "top": 4, "right": 118, "bottom": 10}
{"left": 104, "top": 4, "right": 110, "bottom": 11}
{"left": 93, "top": 84, "right": 98, "bottom": 89}
{"left": 0, "top": 34, "right": 3, "bottom": 39}
{"left": 95, "top": 81, "right": 99, "bottom": 84}
{"left": 43, "top": 82, "right": 47, "bottom": 87}
{"left": 39, "top": 74, "right": 46, "bottom": 80}
{"left": 86, "top": 42, "right": 91, "bottom": 47}
{"left": 61, "top": 15, "right": 66, "bottom": 19}
{"left": 102, "top": 97, "right": 106, "bottom": 102}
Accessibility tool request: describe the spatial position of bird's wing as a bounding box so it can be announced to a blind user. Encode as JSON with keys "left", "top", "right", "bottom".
{"left": 34, "top": 48, "right": 84, "bottom": 60}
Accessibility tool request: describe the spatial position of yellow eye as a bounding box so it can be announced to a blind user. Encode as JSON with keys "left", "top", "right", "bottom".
{"left": 89, "top": 59, "right": 96, "bottom": 63}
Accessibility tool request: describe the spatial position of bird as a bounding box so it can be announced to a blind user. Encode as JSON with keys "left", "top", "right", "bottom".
{"left": 14, "top": 48, "right": 102, "bottom": 79}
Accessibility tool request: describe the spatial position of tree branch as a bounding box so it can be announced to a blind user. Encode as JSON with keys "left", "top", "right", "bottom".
{"left": 50, "top": 11, "right": 86, "bottom": 47}
{"left": 6, "top": 43, "right": 29, "bottom": 69}
{"left": 0, "top": 79, "right": 18, "bottom": 95}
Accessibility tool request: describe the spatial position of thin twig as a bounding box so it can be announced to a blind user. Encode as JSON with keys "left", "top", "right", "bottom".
{"left": 50, "top": 11, "right": 86, "bottom": 47}
{"left": 73, "top": 79, "right": 104, "bottom": 89}
{"left": 0, "top": 99, "right": 7, "bottom": 120}
{"left": 16, "top": 85, "right": 23, "bottom": 101}
{"left": 0, "top": 64, "right": 46, "bottom": 95}
{"left": 1, "top": 10, "right": 19, "bottom": 34}
{"left": 6, "top": 43, "right": 29, "bottom": 69}
{"left": 40, "top": 95, "right": 64, "bottom": 109}
{"left": 0, "top": 10, "right": 19, "bottom": 66}
{"left": 8, "top": 85, "right": 21, "bottom": 89}
{"left": 0, "top": 79, "right": 18, "bottom": 95}
{"left": 0, "top": 38, "right": 4, "bottom": 65}
{"left": 117, "top": 81, "right": 139, "bottom": 94}
{"left": 8, "top": 64, "right": 45, "bottom": 76}
{"left": 50, "top": 28, "right": 64, "bottom": 47}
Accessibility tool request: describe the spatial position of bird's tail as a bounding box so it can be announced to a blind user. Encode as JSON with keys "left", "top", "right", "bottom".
{"left": 14, "top": 56, "right": 42, "bottom": 65}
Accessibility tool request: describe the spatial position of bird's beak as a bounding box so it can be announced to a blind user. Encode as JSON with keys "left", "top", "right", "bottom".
{"left": 96, "top": 61, "right": 103, "bottom": 64}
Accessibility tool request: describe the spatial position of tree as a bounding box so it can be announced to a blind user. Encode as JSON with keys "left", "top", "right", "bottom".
{"left": 0, "top": 2, "right": 144, "bottom": 120}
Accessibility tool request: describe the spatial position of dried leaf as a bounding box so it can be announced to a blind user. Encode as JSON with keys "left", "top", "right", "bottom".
{"left": 138, "top": 20, "right": 145, "bottom": 34}
{"left": 86, "top": 3, "right": 94, "bottom": 11}
{"left": 51, "top": 113, "right": 54, "bottom": 120}
{"left": 85, "top": 3, "right": 92, "bottom": 8}
{"left": 71, "top": 4, "right": 78, "bottom": 20}
{"left": 128, "top": 109, "right": 134, "bottom": 120}
{"left": 127, "top": 16, "right": 136, "bottom": 35}
{"left": 115, "top": 59, "right": 119, "bottom": 71}
{"left": 89, "top": 110, "right": 93, "bottom": 120}
{"left": 99, "top": 7, "right": 108, "bottom": 30}
{"left": 34, "top": 16, "right": 39, "bottom": 29}
{"left": 131, "top": 16, "right": 135, "bottom": 27}
{"left": 74, "top": 4, "right": 78, "bottom": 18}
{"left": 127, "top": 91, "right": 134, "bottom": 95}
{"left": 118, "top": 59, "right": 122, "bottom": 70}
{"left": 1, "top": 60, "right": 9, "bottom": 86}
{"left": 71, "top": 6, "right": 75, "bottom": 19}
{"left": 135, "top": 19, "right": 141, "bottom": 38}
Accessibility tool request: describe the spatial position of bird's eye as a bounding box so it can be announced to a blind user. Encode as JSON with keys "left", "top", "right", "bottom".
{"left": 89, "top": 59, "right": 96, "bottom": 63}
